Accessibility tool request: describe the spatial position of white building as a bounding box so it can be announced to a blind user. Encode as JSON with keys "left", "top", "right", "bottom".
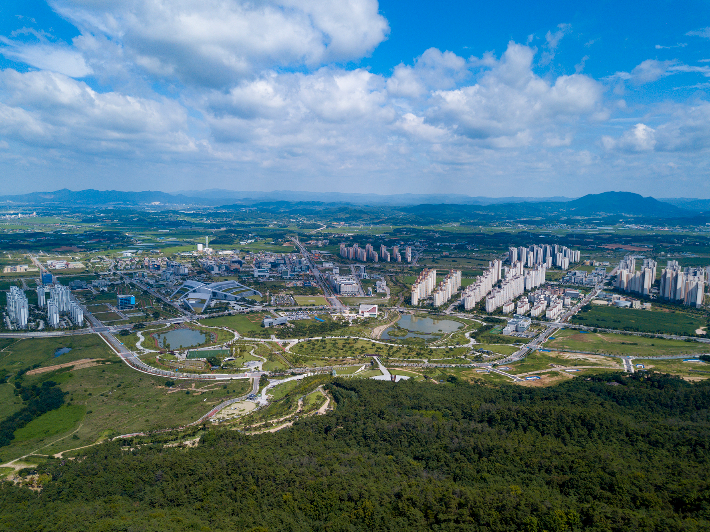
{"left": 616, "top": 257, "right": 657, "bottom": 297}
{"left": 358, "top": 304, "right": 378, "bottom": 317}
{"left": 411, "top": 269, "right": 437, "bottom": 306}
{"left": 47, "top": 300, "right": 59, "bottom": 328}
{"left": 432, "top": 270, "right": 462, "bottom": 307}
{"left": 462, "top": 260, "right": 502, "bottom": 310}
{"left": 545, "top": 299, "right": 564, "bottom": 321}
{"left": 659, "top": 261, "right": 705, "bottom": 308}
{"left": 330, "top": 275, "right": 359, "bottom": 295}
{"left": 6, "top": 287, "right": 28, "bottom": 329}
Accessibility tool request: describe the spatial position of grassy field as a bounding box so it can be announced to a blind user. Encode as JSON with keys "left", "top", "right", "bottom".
{"left": 293, "top": 295, "right": 328, "bottom": 306}
{"left": 290, "top": 337, "right": 468, "bottom": 363}
{"left": 473, "top": 343, "right": 519, "bottom": 356}
{"left": 506, "top": 351, "right": 620, "bottom": 375}
{"left": 0, "top": 335, "right": 113, "bottom": 374}
{"left": 0, "top": 335, "right": 251, "bottom": 463}
{"left": 634, "top": 357, "right": 710, "bottom": 379}
{"left": 0, "top": 382, "right": 24, "bottom": 420}
{"left": 570, "top": 305, "right": 707, "bottom": 336}
{"left": 546, "top": 329, "right": 709, "bottom": 357}
{"left": 199, "top": 313, "right": 268, "bottom": 335}
{"left": 13, "top": 405, "right": 86, "bottom": 442}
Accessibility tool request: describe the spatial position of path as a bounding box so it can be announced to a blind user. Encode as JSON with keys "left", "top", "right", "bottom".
{"left": 135, "top": 330, "right": 159, "bottom": 353}
{"left": 371, "top": 311, "right": 400, "bottom": 339}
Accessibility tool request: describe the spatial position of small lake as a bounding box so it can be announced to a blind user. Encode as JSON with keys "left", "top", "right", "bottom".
{"left": 156, "top": 328, "right": 207, "bottom": 349}
{"left": 381, "top": 315, "right": 463, "bottom": 340}
{"left": 54, "top": 347, "right": 72, "bottom": 358}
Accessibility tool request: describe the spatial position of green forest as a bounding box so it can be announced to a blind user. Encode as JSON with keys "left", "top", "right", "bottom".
{"left": 0, "top": 373, "right": 709, "bottom": 531}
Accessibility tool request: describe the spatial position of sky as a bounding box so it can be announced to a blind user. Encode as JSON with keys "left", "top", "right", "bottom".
{"left": 0, "top": 0, "right": 709, "bottom": 198}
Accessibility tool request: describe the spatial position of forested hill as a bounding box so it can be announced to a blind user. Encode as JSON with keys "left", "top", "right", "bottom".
{"left": 1, "top": 374, "right": 710, "bottom": 531}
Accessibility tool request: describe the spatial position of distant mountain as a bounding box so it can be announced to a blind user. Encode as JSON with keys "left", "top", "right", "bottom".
{"left": 564, "top": 192, "right": 689, "bottom": 217}
{"left": 177, "top": 189, "right": 573, "bottom": 206}
{"left": 0, "top": 188, "right": 573, "bottom": 207}
{"left": 0, "top": 189, "right": 205, "bottom": 206}
{"left": 0, "top": 189, "right": 696, "bottom": 219}
{"left": 402, "top": 191, "right": 692, "bottom": 221}
{"left": 660, "top": 198, "right": 710, "bottom": 211}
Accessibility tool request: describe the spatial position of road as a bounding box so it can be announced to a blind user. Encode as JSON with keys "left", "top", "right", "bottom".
{"left": 498, "top": 283, "right": 605, "bottom": 366}
{"left": 121, "top": 273, "right": 194, "bottom": 319}
{"left": 291, "top": 237, "right": 346, "bottom": 310}
{"left": 191, "top": 377, "right": 260, "bottom": 424}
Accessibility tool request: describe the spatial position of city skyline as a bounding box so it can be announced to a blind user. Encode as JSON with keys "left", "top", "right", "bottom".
{"left": 0, "top": 1, "right": 709, "bottom": 197}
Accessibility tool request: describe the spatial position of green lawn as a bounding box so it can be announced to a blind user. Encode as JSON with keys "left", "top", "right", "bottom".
{"left": 546, "top": 329, "right": 709, "bottom": 357}
{"left": 571, "top": 305, "right": 707, "bottom": 336}
{"left": 293, "top": 295, "right": 328, "bottom": 306}
{"left": 0, "top": 382, "right": 24, "bottom": 420}
{"left": 474, "top": 343, "right": 519, "bottom": 356}
{"left": 14, "top": 405, "right": 86, "bottom": 442}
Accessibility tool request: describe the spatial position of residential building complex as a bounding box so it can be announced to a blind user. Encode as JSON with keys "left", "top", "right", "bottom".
{"left": 616, "top": 257, "right": 657, "bottom": 297}
{"left": 340, "top": 242, "right": 411, "bottom": 263}
{"left": 461, "top": 260, "right": 502, "bottom": 311}
{"left": 508, "top": 244, "right": 580, "bottom": 270}
{"left": 659, "top": 261, "right": 706, "bottom": 308}
{"left": 7, "top": 286, "right": 28, "bottom": 329}
{"left": 432, "top": 270, "right": 462, "bottom": 307}
{"left": 411, "top": 269, "right": 437, "bottom": 306}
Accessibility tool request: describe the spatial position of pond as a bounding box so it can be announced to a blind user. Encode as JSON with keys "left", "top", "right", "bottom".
{"left": 381, "top": 314, "right": 463, "bottom": 340}
{"left": 54, "top": 347, "right": 72, "bottom": 358}
{"left": 156, "top": 328, "right": 207, "bottom": 349}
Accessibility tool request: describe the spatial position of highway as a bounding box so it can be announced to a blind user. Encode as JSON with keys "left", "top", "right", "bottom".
{"left": 291, "top": 237, "right": 346, "bottom": 310}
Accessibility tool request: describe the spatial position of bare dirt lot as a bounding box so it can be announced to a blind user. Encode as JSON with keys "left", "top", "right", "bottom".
{"left": 26, "top": 359, "right": 104, "bottom": 375}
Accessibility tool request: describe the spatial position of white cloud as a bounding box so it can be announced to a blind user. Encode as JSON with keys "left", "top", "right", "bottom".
{"left": 540, "top": 23, "right": 570, "bottom": 66}
{"left": 0, "top": 69, "right": 194, "bottom": 154}
{"left": 50, "top": 0, "right": 389, "bottom": 86}
{"left": 611, "top": 59, "right": 710, "bottom": 85}
{"left": 0, "top": 34, "right": 93, "bottom": 78}
{"left": 386, "top": 48, "right": 468, "bottom": 98}
{"left": 654, "top": 102, "right": 710, "bottom": 152}
{"left": 427, "top": 42, "right": 603, "bottom": 147}
{"left": 602, "top": 123, "right": 656, "bottom": 152}
{"left": 655, "top": 43, "right": 687, "bottom": 49}
{"left": 686, "top": 27, "right": 710, "bottom": 39}
{"left": 601, "top": 103, "right": 710, "bottom": 154}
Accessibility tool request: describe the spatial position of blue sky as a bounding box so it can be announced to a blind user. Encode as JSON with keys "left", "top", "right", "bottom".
{"left": 0, "top": 0, "right": 709, "bottom": 197}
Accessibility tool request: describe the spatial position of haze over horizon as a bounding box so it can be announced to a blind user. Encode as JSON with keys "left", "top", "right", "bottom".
{"left": 0, "top": 1, "right": 709, "bottom": 197}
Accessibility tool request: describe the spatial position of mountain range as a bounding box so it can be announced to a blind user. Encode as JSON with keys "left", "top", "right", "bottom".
{"left": 0, "top": 189, "right": 707, "bottom": 219}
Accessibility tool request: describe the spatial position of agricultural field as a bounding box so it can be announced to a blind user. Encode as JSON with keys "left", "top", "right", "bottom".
{"left": 545, "top": 329, "right": 709, "bottom": 357}
{"left": 571, "top": 304, "right": 708, "bottom": 336}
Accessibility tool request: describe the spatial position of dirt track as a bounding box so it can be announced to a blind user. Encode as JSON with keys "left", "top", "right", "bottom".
{"left": 25, "top": 359, "right": 103, "bottom": 375}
